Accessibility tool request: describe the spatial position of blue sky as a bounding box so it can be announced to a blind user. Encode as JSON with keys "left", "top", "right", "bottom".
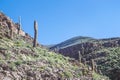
{"left": 0, "top": 0, "right": 120, "bottom": 45}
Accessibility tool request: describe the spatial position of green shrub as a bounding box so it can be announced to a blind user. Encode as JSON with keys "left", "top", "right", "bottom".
{"left": 93, "top": 72, "right": 109, "bottom": 80}
{"left": 14, "top": 60, "right": 23, "bottom": 66}
{"left": 63, "top": 71, "right": 73, "bottom": 78}
{"left": 9, "top": 62, "right": 17, "bottom": 71}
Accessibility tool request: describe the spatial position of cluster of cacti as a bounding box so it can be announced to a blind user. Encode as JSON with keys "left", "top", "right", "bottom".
{"left": 33, "top": 20, "right": 38, "bottom": 47}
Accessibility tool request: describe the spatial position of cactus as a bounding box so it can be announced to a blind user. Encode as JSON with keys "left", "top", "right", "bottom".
{"left": 78, "top": 51, "right": 82, "bottom": 62}
{"left": 33, "top": 20, "right": 38, "bottom": 47}
{"left": 95, "top": 64, "right": 98, "bottom": 72}
{"left": 18, "top": 16, "right": 21, "bottom": 34}
{"left": 91, "top": 59, "right": 95, "bottom": 71}
{"left": 98, "top": 70, "right": 102, "bottom": 74}
{"left": 83, "top": 58, "right": 86, "bottom": 65}
{"left": 81, "top": 44, "right": 84, "bottom": 55}
{"left": 54, "top": 48, "right": 58, "bottom": 53}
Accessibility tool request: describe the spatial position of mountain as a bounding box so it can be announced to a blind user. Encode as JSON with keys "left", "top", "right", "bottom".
{"left": 49, "top": 36, "right": 120, "bottom": 80}
{"left": 49, "top": 36, "right": 120, "bottom": 50}
{"left": 50, "top": 36, "right": 96, "bottom": 50}
{"left": 0, "top": 12, "right": 109, "bottom": 80}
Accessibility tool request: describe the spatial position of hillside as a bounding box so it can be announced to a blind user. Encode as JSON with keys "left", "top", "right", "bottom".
{"left": 49, "top": 36, "right": 120, "bottom": 80}
{"left": 0, "top": 12, "right": 109, "bottom": 80}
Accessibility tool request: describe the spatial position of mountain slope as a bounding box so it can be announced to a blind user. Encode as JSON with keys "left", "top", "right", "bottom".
{"left": 0, "top": 12, "right": 109, "bottom": 80}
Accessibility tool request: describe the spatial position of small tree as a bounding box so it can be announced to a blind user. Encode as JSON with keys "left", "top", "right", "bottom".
{"left": 33, "top": 20, "right": 38, "bottom": 47}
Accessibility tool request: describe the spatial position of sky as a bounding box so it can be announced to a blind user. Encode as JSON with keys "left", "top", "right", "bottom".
{"left": 0, "top": 0, "right": 120, "bottom": 45}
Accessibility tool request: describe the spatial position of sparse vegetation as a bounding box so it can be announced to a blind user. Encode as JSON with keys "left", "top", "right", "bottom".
{"left": 97, "top": 47, "right": 120, "bottom": 80}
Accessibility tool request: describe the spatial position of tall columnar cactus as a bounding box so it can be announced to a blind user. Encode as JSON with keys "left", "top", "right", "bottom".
{"left": 78, "top": 51, "right": 82, "bottom": 62}
{"left": 95, "top": 63, "right": 97, "bottom": 72}
{"left": 82, "top": 58, "right": 86, "bottom": 65}
{"left": 33, "top": 20, "right": 38, "bottom": 47}
{"left": 54, "top": 48, "right": 58, "bottom": 53}
{"left": 18, "top": 16, "right": 21, "bottom": 34}
{"left": 81, "top": 44, "right": 84, "bottom": 55}
{"left": 91, "top": 59, "right": 95, "bottom": 71}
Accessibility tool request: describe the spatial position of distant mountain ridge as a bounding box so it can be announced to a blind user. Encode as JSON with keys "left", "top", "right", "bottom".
{"left": 49, "top": 36, "right": 120, "bottom": 50}
{"left": 50, "top": 36, "right": 96, "bottom": 50}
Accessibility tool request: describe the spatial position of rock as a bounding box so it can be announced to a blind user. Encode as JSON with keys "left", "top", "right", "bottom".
{"left": 11, "top": 72, "right": 21, "bottom": 80}
{"left": 0, "top": 72, "right": 4, "bottom": 80}
{"left": 27, "top": 70, "right": 35, "bottom": 77}
{"left": 27, "top": 77, "right": 34, "bottom": 80}
{"left": 17, "top": 71, "right": 24, "bottom": 78}
{"left": 3, "top": 77, "right": 12, "bottom": 80}
{"left": 34, "top": 71, "right": 42, "bottom": 80}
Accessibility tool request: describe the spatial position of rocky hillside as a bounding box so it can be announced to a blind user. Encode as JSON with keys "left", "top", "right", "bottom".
{"left": 0, "top": 12, "right": 109, "bottom": 80}
{"left": 50, "top": 36, "right": 120, "bottom": 80}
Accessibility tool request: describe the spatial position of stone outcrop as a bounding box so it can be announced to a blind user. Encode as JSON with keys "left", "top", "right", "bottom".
{"left": 0, "top": 12, "right": 35, "bottom": 45}
{"left": 0, "top": 12, "right": 25, "bottom": 37}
